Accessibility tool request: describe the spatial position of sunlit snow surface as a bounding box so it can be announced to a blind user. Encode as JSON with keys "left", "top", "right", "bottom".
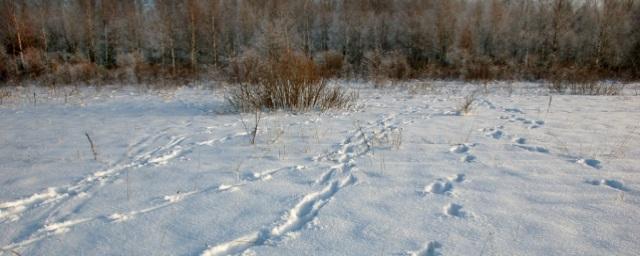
{"left": 1, "top": 81, "right": 639, "bottom": 255}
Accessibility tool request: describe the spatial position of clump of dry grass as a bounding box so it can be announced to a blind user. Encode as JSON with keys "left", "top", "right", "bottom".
{"left": 547, "top": 68, "right": 626, "bottom": 95}
{"left": 239, "top": 109, "right": 262, "bottom": 145}
{"left": 458, "top": 94, "right": 476, "bottom": 115}
{"left": 0, "top": 89, "right": 10, "bottom": 105}
{"left": 228, "top": 49, "right": 356, "bottom": 112}
{"left": 548, "top": 81, "right": 625, "bottom": 95}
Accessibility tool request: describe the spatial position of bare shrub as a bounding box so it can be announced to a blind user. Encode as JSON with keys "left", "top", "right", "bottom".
{"left": 316, "top": 50, "right": 344, "bottom": 78}
{"left": 462, "top": 57, "right": 493, "bottom": 82}
{"left": 71, "top": 62, "right": 100, "bottom": 83}
{"left": 364, "top": 50, "right": 413, "bottom": 87}
{"left": 572, "top": 82, "right": 625, "bottom": 95}
{"left": 0, "top": 89, "right": 10, "bottom": 104}
{"left": 548, "top": 67, "right": 625, "bottom": 95}
{"left": 115, "top": 52, "right": 144, "bottom": 83}
{"left": 227, "top": 49, "right": 355, "bottom": 111}
{"left": 458, "top": 94, "right": 476, "bottom": 115}
{"left": 548, "top": 81, "right": 624, "bottom": 96}
{"left": 363, "top": 50, "right": 384, "bottom": 87}
{"left": 382, "top": 51, "right": 412, "bottom": 80}
{"left": 116, "top": 53, "right": 139, "bottom": 69}
{"left": 228, "top": 49, "right": 262, "bottom": 84}
{"left": 0, "top": 45, "right": 15, "bottom": 82}
{"left": 22, "top": 47, "right": 47, "bottom": 77}
{"left": 408, "top": 81, "right": 439, "bottom": 95}
{"left": 47, "top": 52, "right": 100, "bottom": 85}
{"left": 132, "top": 63, "right": 158, "bottom": 83}
{"left": 239, "top": 109, "right": 262, "bottom": 144}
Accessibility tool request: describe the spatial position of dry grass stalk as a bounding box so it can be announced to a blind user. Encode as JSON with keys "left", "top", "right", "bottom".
{"left": 458, "top": 94, "right": 476, "bottom": 115}
{"left": 84, "top": 132, "right": 98, "bottom": 161}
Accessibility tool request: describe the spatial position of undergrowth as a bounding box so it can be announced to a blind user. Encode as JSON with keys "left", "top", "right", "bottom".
{"left": 227, "top": 49, "right": 356, "bottom": 112}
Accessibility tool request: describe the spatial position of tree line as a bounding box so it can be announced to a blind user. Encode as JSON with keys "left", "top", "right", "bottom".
{"left": 1, "top": 0, "right": 639, "bottom": 84}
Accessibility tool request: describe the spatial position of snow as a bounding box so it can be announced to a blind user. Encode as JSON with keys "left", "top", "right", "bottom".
{"left": 1, "top": 82, "right": 639, "bottom": 255}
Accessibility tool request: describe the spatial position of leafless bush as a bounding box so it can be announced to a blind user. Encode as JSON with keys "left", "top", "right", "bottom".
{"left": 364, "top": 50, "right": 384, "bottom": 87}
{"left": 46, "top": 52, "right": 101, "bottom": 85}
{"left": 115, "top": 53, "right": 137, "bottom": 68}
{"left": 458, "top": 94, "right": 476, "bottom": 115}
{"left": 115, "top": 52, "right": 144, "bottom": 83}
{"left": 0, "top": 45, "right": 14, "bottom": 82}
{"left": 462, "top": 57, "right": 493, "bottom": 82}
{"left": 229, "top": 80, "right": 355, "bottom": 112}
{"left": 382, "top": 51, "right": 412, "bottom": 80}
{"left": 0, "top": 89, "right": 10, "bottom": 104}
{"left": 364, "top": 50, "right": 413, "bottom": 87}
{"left": 239, "top": 109, "right": 262, "bottom": 144}
{"left": 22, "top": 47, "right": 47, "bottom": 77}
{"left": 548, "top": 73, "right": 625, "bottom": 96}
{"left": 316, "top": 50, "right": 345, "bottom": 78}
{"left": 69, "top": 62, "right": 100, "bottom": 84}
{"left": 571, "top": 83, "right": 625, "bottom": 95}
{"left": 228, "top": 49, "right": 262, "bottom": 85}
{"left": 546, "top": 66, "right": 626, "bottom": 95}
{"left": 227, "top": 49, "right": 356, "bottom": 112}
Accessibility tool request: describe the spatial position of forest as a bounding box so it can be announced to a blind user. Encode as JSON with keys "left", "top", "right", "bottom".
{"left": 1, "top": 0, "right": 640, "bottom": 84}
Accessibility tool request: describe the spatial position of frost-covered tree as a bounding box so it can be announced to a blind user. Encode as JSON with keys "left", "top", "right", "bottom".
{"left": 1, "top": 0, "right": 639, "bottom": 82}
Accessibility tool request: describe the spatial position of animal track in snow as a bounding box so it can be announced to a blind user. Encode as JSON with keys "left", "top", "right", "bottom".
{"left": 512, "top": 137, "right": 526, "bottom": 144}
{"left": 0, "top": 126, "right": 297, "bottom": 245}
{"left": 511, "top": 137, "right": 549, "bottom": 153}
{"left": 448, "top": 174, "right": 465, "bottom": 183}
{"left": 586, "top": 179, "right": 627, "bottom": 191}
{"left": 443, "top": 203, "right": 467, "bottom": 218}
{"left": 201, "top": 174, "right": 358, "bottom": 256}
{"left": 449, "top": 144, "right": 469, "bottom": 154}
{"left": 197, "top": 132, "right": 248, "bottom": 146}
{"left": 424, "top": 180, "right": 453, "bottom": 195}
{"left": 514, "top": 144, "right": 549, "bottom": 153}
{"left": 405, "top": 241, "right": 443, "bottom": 256}
{"left": 504, "top": 108, "right": 523, "bottom": 113}
{"left": 576, "top": 158, "right": 602, "bottom": 169}
{"left": 486, "top": 129, "right": 503, "bottom": 139}
{"left": 528, "top": 121, "right": 544, "bottom": 129}
{"left": 449, "top": 143, "right": 476, "bottom": 163}
{"left": 423, "top": 174, "right": 465, "bottom": 196}
{"left": 2, "top": 218, "right": 91, "bottom": 250}
{"left": 499, "top": 114, "right": 544, "bottom": 129}
{"left": 0, "top": 134, "right": 188, "bottom": 224}
{"left": 482, "top": 127, "right": 504, "bottom": 139}
{"left": 163, "top": 190, "right": 200, "bottom": 203}
{"left": 202, "top": 115, "right": 402, "bottom": 256}
{"left": 460, "top": 154, "right": 476, "bottom": 163}
{"left": 244, "top": 165, "right": 305, "bottom": 182}
{"left": 2, "top": 164, "right": 305, "bottom": 251}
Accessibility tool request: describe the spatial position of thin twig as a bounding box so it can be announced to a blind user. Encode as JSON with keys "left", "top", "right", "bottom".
{"left": 252, "top": 108, "right": 261, "bottom": 144}
{"left": 85, "top": 132, "right": 98, "bottom": 161}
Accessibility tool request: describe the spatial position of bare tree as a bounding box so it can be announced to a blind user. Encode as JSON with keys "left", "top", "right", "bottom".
{"left": 1, "top": 0, "right": 639, "bottom": 82}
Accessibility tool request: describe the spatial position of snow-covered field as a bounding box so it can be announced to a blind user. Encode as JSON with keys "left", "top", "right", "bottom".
{"left": 1, "top": 82, "right": 639, "bottom": 255}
